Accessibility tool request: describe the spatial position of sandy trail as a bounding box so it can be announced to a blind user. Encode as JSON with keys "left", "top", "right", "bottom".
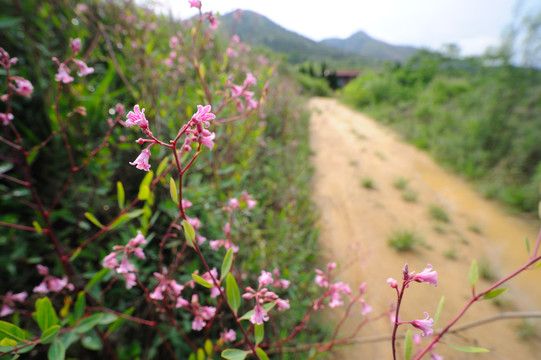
{"left": 309, "top": 97, "right": 541, "bottom": 359}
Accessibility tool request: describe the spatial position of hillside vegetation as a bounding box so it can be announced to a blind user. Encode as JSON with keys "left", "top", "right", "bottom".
{"left": 343, "top": 49, "right": 541, "bottom": 212}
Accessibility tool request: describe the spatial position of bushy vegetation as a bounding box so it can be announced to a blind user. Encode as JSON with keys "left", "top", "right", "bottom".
{"left": 0, "top": 0, "right": 322, "bottom": 358}
{"left": 342, "top": 48, "right": 541, "bottom": 212}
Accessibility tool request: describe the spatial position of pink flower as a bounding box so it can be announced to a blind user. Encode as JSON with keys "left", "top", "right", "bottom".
{"left": 130, "top": 148, "right": 151, "bottom": 171}
{"left": 11, "top": 77, "right": 33, "bottom": 98}
{"left": 70, "top": 38, "right": 82, "bottom": 55}
{"left": 250, "top": 304, "right": 269, "bottom": 325}
{"left": 169, "top": 36, "right": 179, "bottom": 48}
{"left": 411, "top": 312, "right": 434, "bottom": 337}
{"left": 387, "top": 278, "right": 398, "bottom": 289}
{"left": 191, "top": 104, "right": 215, "bottom": 125}
{"left": 413, "top": 264, "right": 438, "bottom": 286}
{"left": 258, "top": 271, "right": 273, "bottom": 287}
{"left": 220, "top": 329, "right": 236, "bottom": 343}
{"left": 55, "top": 63, "right": 74, "bottom": 83}
{"left": 73, "top": 59, "right": 94, "bottom": 77}
{"left": 200, "top": 130, "right": 215, "bottom": 149}
{"left": 0, "top": 291, "right": 27, "bottom": 317}
{"left": 33, "top": 265, "right": 74, "bottom": 294}
{"left": 276, "top": 299, "right": 290, "bottom": 311}
{"left": 102, "top": 252, "right": 119, "bottom": 269}
{"left": 244, "top": 73, "right": 256, "bottom": 87}
{"left": 207, "top": 12, "right": 219, "bottom": 30}
{"left": 125, "top": 104, "right": 149, "bottom": 129}
{"left": 0, "top": 113, "right": 14, "bottom": 126}
{"left": 188, "top": 0, "right": 201, "bottom": 9}
{"left": 360, "top": 298, "right": 372, "bottom": 316}
{"left": 228, "top": 198, "right": 240, "bottom": 209}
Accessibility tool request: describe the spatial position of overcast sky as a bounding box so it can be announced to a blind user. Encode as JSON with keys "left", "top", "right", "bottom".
{"left": 162, "top": 0, "right": 537, "bottom": 56}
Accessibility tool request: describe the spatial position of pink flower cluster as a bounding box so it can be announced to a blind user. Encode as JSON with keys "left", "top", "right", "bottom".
{"left": 149, "top": 268, "right": 189, "bottom": 308}
{"left": 180, "top": 105, "right": 217, "bottom": 152}
{"left": 388, "top": 264, "right": 439, "bottom": 338}
{"left": 242, "top": 270, "right": 290, "bottom": 325}
{"left": 52, "top": 38, "right": 94, "bottom": 84}
{"left": 0, "top": 48, "right": 34, "bottom": 125}
{"left": 225, "top": 35, "right": 251, "bottom": 58}
{"left": 227, "top": 73, "right": 258, "bottom": 112}
{"left": 209, "top": 191, "right": 257, "bottom": 253}
{"left": 0, "top": 291, "right": 27, "bottom": 317}
{"left": 102, "top": 231, "right": 147, "bottom": 289}
{"left": 33, "top": 265, "right": 75, "bottom": 294}
{"left": 189, "top": 294, "right": 216, "bottom": 331}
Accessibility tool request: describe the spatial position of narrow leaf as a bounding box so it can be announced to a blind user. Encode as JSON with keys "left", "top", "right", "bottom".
{"left": 404, "top": 329, "right": 412, "bottom": 360}
{"left": 48, "top": 339, "right": 66, "bottom": 360}
{"left": 255, "top": 348, "right": 270, "bottom": 360}
{"left": 85, "top": 268, "right": 110, "bottom": 292}
{"left": 204, "top": 339, "right": 213, "bottom": 356}
{"left": 468, "top": 259, "right": 478, "bottom": 288}
{"left": 226, "top": 273, "right": 241, "bottom": 314}
{"left": 117, "top": 181, "right": 125, "bottom": 210}
{"left": 73, "top": 313, "right": 103, "bottom": 334}
{"left": 221, "top": 248, "right": 234, "bottom": 281}
{"left": 447, "top": 343, "right": 489, "bottom": 353}
{"left": 433, "top": 296, "right": 445, "bottom": 327}
{"left": 483, "top": 288, "right": 508, "bottom": 299}
{"left": 156, "top": 155, "right": 170, "bottom": 177}
{"left": 32, "top": 221, "right": 43, "bottom": 234}
{"left": 255, "top": 324, "right": 264, "bottom": 345}
{"left": 169, "top": 177, "right": 178, "bottom": 205}
{"left": 138, "top": 185, "right": 150, "bottom": 200}
{"left": 197, "top": 348, "right": 205, "bottom": 360}
{"left": 84, "top": 212, "right": 104, "bottom": 229}
{"left": 192, "top": 274, "right": 214, "bottom": 288}
{"left": 525, "top": 237, "right": 530, "bottom": 255}
{"left": 40, "top": 325, "right": 60, "bottom": 344}
{"left": 221, "top": 349, "right": 248, "bottom": 360}
{"left": 183, "top": 219, "right": 195, "bottom": 247}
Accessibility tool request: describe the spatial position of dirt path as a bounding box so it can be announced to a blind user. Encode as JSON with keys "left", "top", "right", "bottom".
{"left": 309, "top": 97, "right": 541, "bottom": 359}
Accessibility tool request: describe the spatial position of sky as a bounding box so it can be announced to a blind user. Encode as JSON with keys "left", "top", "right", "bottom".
{"left": 161, "top": 0, "right": 538, "bottom": 56}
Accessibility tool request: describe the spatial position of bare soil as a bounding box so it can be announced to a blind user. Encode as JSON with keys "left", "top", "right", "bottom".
{"left": 309, "top": 97, "right": 541, "bottom": 359}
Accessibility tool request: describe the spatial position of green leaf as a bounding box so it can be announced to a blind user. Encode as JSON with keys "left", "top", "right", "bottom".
{"left": 84, "top": 212, "right": 104, "bottom": 229}
{"left": 97, "top": 313, "right": 118, "bottom": 325}
{"left": 0, "top": 338, "right": 17, "bottom": 347}
{"left": 197, "top": 348, "right": 205, "bottom": 360}
{"left": 192, "top": 274, "right": 214, "bottom": 288}
{"left": 404, "top": 329, "right": 412, "bottom": 360}
{"left": 0, "top": 17, "right": 22, "bottom": 29}
{"left": 109, "top": 209, "right": 145, "bottom": 230}
{"left": 85, "top": 268, "right": 110, "bottom": 292}
{"left": 117, "top": 181, "right": 125, "bottom": 210}
{"left": 138, "top": 185, "right": 150, "bottom": 200}
{"left": 69, "top": 248, "right": 82, "bottom": 261}
{"left": 34, "top": 297, "right": 59, "bottom": 332}
{"left": 433, "top": 296, "right": 444, "bottom": 327}
{"left": 74, "top": 292, "right": 85, "bottom": 322}
{"left": 106, "top": 307, "right": 134, "bottom": 335}
{"left": 221, "top": 248, "right": 234, "bottom": 281}
{"left": 255, "top": 348, "right": 270, "bottom": 360}
{"left": 483, "top": 288, "right": 508, "bottom": 299}
{"left": 0, "top": 321, "right": 26, "bottom": 343}
{"left": 447, "top": 343, "right": 489, "bottom": 353}
{"left": 226, "top": 273, "right": 241, "bottom": 314}
{"left": 48, "top": 339, "right": 66, "bottom": 360}
{"left": 221, "top": 349, "right": 248, "bottom": 360}
{"left": 73, "top": 314, "right": 103, "bottom": 334}
{"left": 40, "top": 325, "right": 60, "bottom": 344}
{"left": 32, "top": 220, "right": 43, "bottom": 234}
{"left": 468, "top": 259, "right": 478, "bottom": 288}
{"left": 240, "top": 303, "right": 276, "bottom": 321}
{"left": 535, "top": 260, "right": 541, "bottom": 269}
{"left": 156, "top": 155, "right": 170, "bottom": 177}
{"left": 525, "top": 237, "right": 530, "bottom": 255}
{"left": 81, "top": 332, "right": 102, "bottom": 351}
{"left": 255, "top": 324, "right": 264, "bottom": 345}
{"left": 183, "top": 219, "right": 196, "bottom": 248}
{"left": 169, "top": 177, "right": 178, "bottom": 205}
{"left": 204, "top": 339, "right": 213, "bottom": 356}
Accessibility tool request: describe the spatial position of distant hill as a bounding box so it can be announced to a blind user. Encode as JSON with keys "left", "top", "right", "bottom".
{"left": 321, "top": 31, "right": 418, "bottom": 63}
{"left": 219, "top": 10, "right": 418, "bottom": 64}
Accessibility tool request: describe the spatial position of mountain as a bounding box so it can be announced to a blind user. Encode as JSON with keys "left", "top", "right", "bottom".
{"left": 219, "top": 10, "right": 418, "bottom": 64}
{"left": 321, "top": 31, "right": 418, "bottom": 63}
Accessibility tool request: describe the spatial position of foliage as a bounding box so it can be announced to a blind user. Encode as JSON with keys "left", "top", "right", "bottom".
{"left": 342, "top": 48, "right": 541, "bottom": 212}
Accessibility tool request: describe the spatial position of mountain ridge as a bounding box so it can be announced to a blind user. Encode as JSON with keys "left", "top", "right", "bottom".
{"left": 218, "top": 10, "right": 418, "bottom": 64}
